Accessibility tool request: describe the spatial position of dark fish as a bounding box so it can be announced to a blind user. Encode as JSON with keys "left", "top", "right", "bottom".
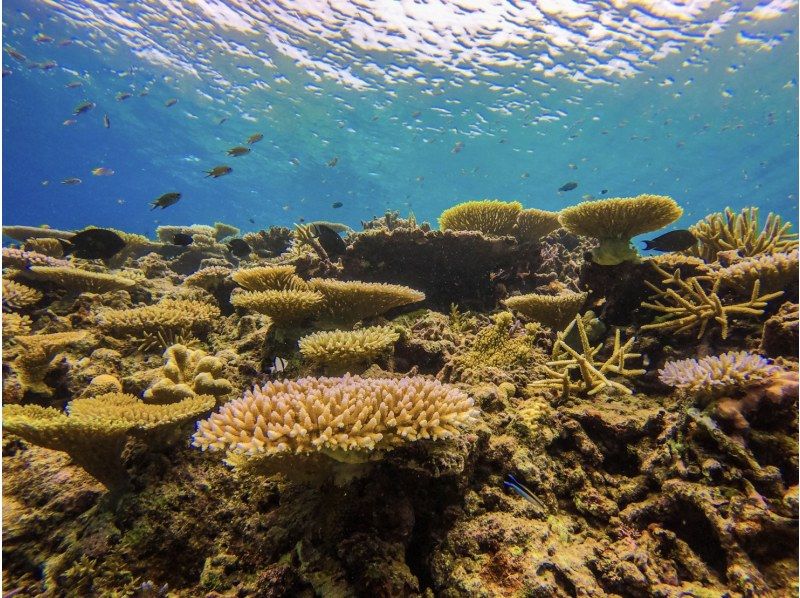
{"left": 165, "top": 98, "right": 178, "bottom": 107}
{"left": 641, "top": 230, "right": 696, "bottom": 252}
{"left": 218, "top": 117, "right": 227, "bottom": 125}
{"left": 451, "top": 141, "right": 464, "bottom": 154}
{"left": 205, "top": 165, "right": 232, "bottom": 178}
{"left": 58, "top": 228, "right": 126, "bottom": 260}
{"left": 327, "top": 157, "right": 339, "bottom": 167}
{"left": 73, "top": 101, "right": 95, "bottom": 115}
{"left": 5, "top": 47, "right": 27, "bottom": 62}
{"left": 151, "top": 192, "right": 181, "bottom": 210}
{"left": 227, "top": 146, "right": 250, "bottom": 157}
{"left": 247, "top": 133, "right": 263, "bottom": 144}
{"left": 312, "top": 223, "right": 346, "bottom": 258}
{"left": 226, "top": 238, "right": 251, "bottom": 257}
{"left": 103, "top": 113, "right": 110, "bottom": 129}
{"left": 61, "top": 177, "right": 82, "bottom": 185}
{"left": 116, "top": 91, "right": 132, "bottom": 101}
{"left": 248, "top": 218, "right": 255, "bottom": 224}
{"left": 601, "top": 189, "right": 608, "bottom": 194}
{"left": 172, "top": 233, "right": 193, "bottom": 246}
{"left": 558, "top": 181, "right": 578, "bottom": 192}
{"left": 2, "top": 68, "right": 11, "bottom": 78}
{"left": 66, "top": 81, "right": 83, "bottom": 89}
{"left": 332, "top": 201, "right": 343, "bottom": 209}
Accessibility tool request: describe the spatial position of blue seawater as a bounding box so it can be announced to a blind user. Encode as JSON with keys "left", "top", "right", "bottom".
{"left": 2, "top": 1, "right": 798, "bottom": 239}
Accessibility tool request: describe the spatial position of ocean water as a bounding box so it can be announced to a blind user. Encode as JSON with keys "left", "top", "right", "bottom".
{"left": 2, "top": 0, "right": 797, "bottom": 238}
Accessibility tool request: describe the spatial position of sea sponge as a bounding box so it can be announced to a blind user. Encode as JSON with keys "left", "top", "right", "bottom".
{"left": 231, "top": 265, "right": 307, "bottom": 291}
{"left": 558, "top": 195, "right": 683, "bottom": 265}
{"left": 514, "top": 208, "right": 561, "bottom": 243}
{"left": 4, "top": 393, "right": 214, "bottom": 495}
{"left": 184, "top": 266, "right": 232, "bottom": 289}
{"left": 96, "top": 298, "right": 220, "bottom": 336}
{"left": 299, "top": 326, "right": 400, "bottom": 375}
{"left": 2, "top": 247, "right": 70, "bottom": 269}
{"left": 230, "top": 289, "right": 323, "bottom": 326}
{"left": 143, "top": 344, "right": 233, "bottom": 404}
{"left": 11, "top": 330, "right": 89, "bottom": 396}
{"left": 23, "top": 266, "right": 136, "bottom": 294}
{"left": 712, "top": 249, "right": 798, "bottom": 294}
{"left": 503, "top": 291, "right": 587, "bottom": 330}
{"left": 438, "top": 200, "right": 522, "bottom": 236}
{"left": 3, "top": 312, "right": 32, "bottom": 338}
{"left": 2, "top": 279, "right": 43, "bottom": 310}
{"left": 658, "top": 351, "right": 781, "bottom": 400}
{"left": 192, "top": 374, "right": 478, "bottom": 466}
{"left": 686, "top": 207, "right": 798, "bottom": 262}
{"left": 309, "top": 278, "right": 425, "bottom": 326}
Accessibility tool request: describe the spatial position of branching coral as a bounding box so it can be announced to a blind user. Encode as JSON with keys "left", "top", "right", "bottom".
{"left": 558, "top": 195, "right": 683, "bottom": 265}
{"left": 293, "top": 223, "right": 330, "bottom": 260}
{"left": 649, "top": 254, "right": 710, "bottom": 278}
{"left": 438, "top": 200, "right": 522, "bottom": 236}
{"left": 529, "top": 315, "right": 644, "bottom": 397}
{"left": 686, "top": 207, "right": 798, "bottom": 262}
{"left": 641, "top": 262, "right": 783, "bottom": 339}
{"left": 23, "top": 237, "right": 64, "bottom": 257}
{"left": 3, "top": 312, "right": 32, "bottom": 339}
{"left": 514, "top": 208, "right": 561, "bottom": 243}
{"left": 192, "top": 374, "right": 478, "bottom": 467}
{"left": 712, "top": 249, "right": 798, "bottom": 294}
{"left": 23, "top": 266, "right": 136, "bottom": 293}
{"left": 96, "top": 299, "right": 220, "bottom": 337}
{"left": 143, "top": 344, "right": 233, "bottom": 404}
{"left": 230, "top": 289, "right": 323, "bottom": 326}
{"left": 309, "top": 278, "right": 425, "bottom": 326}
{"left": 3, "top": 393, "right": 214, "bottom": 495}
{"left": 2, "top": 247, "right": 70, "bottom": 269}
{"left": 184, "top": 266, "right": 232, "bottom": 289}
{"left": 231, "top": 265, "right": 307, "bottom": 291}
{"left": 299, "top": 326, "right": 400, "bottom": 375}
{"left": 2, "top": 279, "right": 43, "bottom": 310}
{"left": 11, "top": 331, "right": 89, "bottom": 396}
{"left": 503, "top": 291, "right": 587, "bottom": 330}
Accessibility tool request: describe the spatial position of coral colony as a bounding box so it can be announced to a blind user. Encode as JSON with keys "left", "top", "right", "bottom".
{"left": 3, "top": 198, "right": 799, "bottom": 596}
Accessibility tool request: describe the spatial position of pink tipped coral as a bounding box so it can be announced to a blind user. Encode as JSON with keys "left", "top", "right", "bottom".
{"left": 658, "top": 351, "right": 781, "bottom": 396}
{"left": 2, "top": 247, "right": 70, "bottom": 269}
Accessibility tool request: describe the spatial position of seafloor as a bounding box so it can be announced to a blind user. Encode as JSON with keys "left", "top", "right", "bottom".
{"left": 1, "top": 198, "right": 798, "bottom": 597}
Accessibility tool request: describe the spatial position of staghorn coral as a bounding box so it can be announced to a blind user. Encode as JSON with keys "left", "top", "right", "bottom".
{"left": 310, "top": 278, "right": 425, "bottom": 326}
{"left": 514, "top": 208, "right": 561, "bottom": 243}
{"left": 230, "top": 289, "right": 323, "bottom": 327}
{"left": 686, "top": 207, "right": 798, "bottom": 262}
{"left": 712, "top": 249, "right": 798, "bottom": 294}
{"left": 3, "top": 312, "right": 32, "bottom": 339}
{"left": 2, "top": 247, "right": 70, "bottom": 269}
{"left": 658, "top": 351, "right": 781, "bottom": 400}
{"left": 96, "top": 298, "right": 220, "bottom": 337}
{"left": 184, "top": 266, "right": 232, "bottom": 289}
{"left": 641, "top": 262, "right": 783, "bottom": 339}
{"left": 192, "top": 374, "right": 478, "bottom": 465}
{"left": 299, "top": 326, "right": 400, "bottom": 375}
{"left": 2, "top": 279, "right": 43, "bottom": 310}
{"left": 503, "top": 290, "right": 587, "bottom": 330}
{"left": 438, "top": 199, "right": 522, "bottom": 236}
{"left": 558, "top": 194, "right": 683, "bottom": 265}
{"left": 649, "top": 253, "right": 710, "bottom": 278}
{"left": 3, "top": 393, "right": 214, "bottom": 494}
{"left": 231, "top": 265, "right": 307, "bottom": 291}
{"left": 143, "top": 344, "right": 233, "bottom": 404}
{"left": 530, "top": 315, "right": 644, "bottom": 398}
{"left": 22, "top": 266, "right": 136, "bottom": 294}
{"left": 11, "top": 331, "right": 89, "bottom": 396}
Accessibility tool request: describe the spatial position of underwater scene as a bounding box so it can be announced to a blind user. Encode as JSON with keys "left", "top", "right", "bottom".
{"left": 2, "top": 0, "right": 799, "bottom": 596}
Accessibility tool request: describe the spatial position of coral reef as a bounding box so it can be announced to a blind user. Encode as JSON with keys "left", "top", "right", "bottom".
{"left": 143, "top": 344, "right": 234, "bottom": 404}
{"left": 513, "top": 208, "right": 562, "bottom": 243}
{"left": 299, "top": 325, "right": 400, "bottom": 375}
{"left": 310, "top": 278, "right": 425, "bottom": 326}
{"left": 2, "top": 278, "right": 43, "bottom": 310}
{"left": 503, "top": 290, "right": 587, "bottom": 330}
{"left": 231, "top": 265, "right": 306, "bottom": 291}
{"left": 96, "top": 298, "right": 220, "bottom": 337}
{"left": 438, "top": 199, "right": 522, "bottom": 236}
{"left": 2, "top": 247, "right": 70, "bottom": 269}
{"left": 761, "top": 301, "right": 798, "bottom": 358}
{"left": 3, "top": 312, "right": 33, "bottom": 339}
{"left": 11, "top": 331, "right": 89, "bottom": 396}
{"left": 230, "top": 289, "right": 323, "bottom": 326}
{"left": 22, "top": 265, "right": 137, "bottom": 293}
{"left": 713, "top": 249, "right": 798, "bottom": 294}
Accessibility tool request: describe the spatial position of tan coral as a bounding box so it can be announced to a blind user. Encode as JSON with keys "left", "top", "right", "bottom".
{"left": 438, "top": 200, "right": 522, "bottom": 236}
{"left": 184, "top": 266, "right": 232, "bottom": 289}
{"left": 514, "top": 208, "right": 561, "bottom": 243}
{"left": 22, "top": 237, "right": 64, "bottom": 257}
{"left": 96, "top": 298, "right": 220, "bottom": 337}
{"left": 299, "top": 326, "right": 400, "bottom": 374}
{"left": 143, "top": 344, "right": 233, "bottom": 404}
{"left": 23, "top": 266, "right": 136, "bottom": 293}
{"left": 156, "top": 224, "right": 216, "bottom": 244}
{"left": 213, "top": 222, "right": 240, "bottom": 241}
{"left": 3, "top": 312, "right": 32, "bottom": 339}
{"left": 649, "top": 254, "right": 710, "bottom": 278}
{"left": 11, "top": 331, "right": 89, "bottom": 396}
{"left": 503, "top": 291, "right": 587, "bottom": 330}
{"left": 231, "top": 265, "right": 307, "bottom": 291}
{"left": 309, "top": 278, "right": 425, "bottom": 326}
{"left": 230, "top": 289, "right": 323, "bottom": 326}
{"left": 2, "top": 279, "right": 43, "bottom": 311}
{"left": 81, "top": 374, "right": 124, "bottom": 397}
{"left": 558, "top": 195, "right": 683, "bottom": 265}
{"left": 1, "top": 225, "right": 74, "bottom": 242}
{"left": 712, "top": 249, "right": 798, "bottom": 294}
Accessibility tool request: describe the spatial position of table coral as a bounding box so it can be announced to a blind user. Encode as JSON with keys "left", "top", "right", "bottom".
{"left": 11, "top": 330, "right": 89, "bottom": 396}
{"left": 230, "top": 289, "right": 323, "bottom": 326}
{"left": 712, "top": 249, "right": 798, "bottom": 294}
{"left": 2, "top": 225, "right": 74, "bottom": 242}
{"left": 513, "top": 208, "right": 561, "bottom": 243}
{"left": 231, "top": 265, "right": 307, "bottom": 291}
{"left": 438, "top": 199, "right": 522, "bottom": 236}
{"left": 22, "top": 266, "right": 137, "bottom": 294}
{"left": 96, "top": 298, "right": 220, "bottom": 336}
{"left": 503, "top": 290, "right": 587, "bottom": 330}
{"left": 2, "top": 279, "right": 43, "bottom": 311}
{"left": 143, "top": 344, "right": 233, "bottom": 404}
{"left": 298, "top": 326, "right": 400, "bottom": 375}
{"left": 309, "top": 278, "right": 425, "bottom": 326}
{"left": 558, "top": 194, "right": 683, "bottom": 265}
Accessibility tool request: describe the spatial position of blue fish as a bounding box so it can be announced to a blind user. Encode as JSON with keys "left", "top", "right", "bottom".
{"left": 503, "top": 474, "right": 547, "bottom": 511}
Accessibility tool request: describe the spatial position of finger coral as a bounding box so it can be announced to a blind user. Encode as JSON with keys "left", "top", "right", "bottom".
{"left": 231, "top": 265, "right": 307, "bottom": 291}
{"left": 11, "top": 330, "right": 89, "bottom": 396}
{"left": 3, "top": 312, "right": 32, "bottom": 339}
{"left": 686, "top": 207, "right": 798, "bottom": 262}
{"left": 96, "top": 298, "right": 220, "bottom": 337}
{"left": 143, "top": 344, "right": 233, "bottom": 404}
{"left": 558, "top": 195, "right": 683, "bottom": 265}
{"left": 230, "top": 289, "right": 323, "bottom": 326}
{"left": 503, "top": 291, "right": 587, "bottom": 330}
{"left": 299, "top": 326, "right": 400, "bottom": 375}
{"left": 514, "top": 208, "right": 562, "bottom": 243}
{"left": 438, "top": 200, "right": 522, "bottom": 236}
{"left": 309, "top": 278, "right": 425, "bottom": 326}
{"left": 712, "top": 249, "right": 798, "bottom": 294}
{"left": 192, "top": 374, "right": 478, "bottom": 465}
{"left": 2, "top": 279, "right": 43, "bottom": 311}
{"left": 23, "top": 266, "right": 136, "bottom": 293}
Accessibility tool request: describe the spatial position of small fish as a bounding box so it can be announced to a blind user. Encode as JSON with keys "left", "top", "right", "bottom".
{"left": 411, "top": 110, "right": 421, "bottom": 118}
{"left": 290, "top": 158, "right": 300, "bottom": 166}
{"left": 558, "top": 181, "right": 578, "bottom": 192}
{"left": 226, "top": 238, "right": 250, "bottom": 257}
{"left": 248, "top": 218, "right": 255, "bottom": 224}
{"left": 601, "top": 189, "right": 608, "bottom": 194}
{"left": 227, "top": 146, "right": 250, "bottom": 157}
{"left": 332, "top": 201, "right": 343, "bottom": 209}
{"left": 2, "top": 68, "right": 10, "bottom": 78}
{"left": 451, "top": 141, "right": 464, "bottom": 154}
{"left": 164, "top": 98, "right": 177, "bottom": 107}
{"left": 5, "top": 47, "right": 27, "bottom": 62}
{"left": 151, "top": 192, "right": 181, "bottom": 210}
{"left": 327, "top": 157, "right": 339, "bottom": 167}
{"left": 31, "top": 61, "right": 57, "bottom": 70}
{"left": 218, "top": 117, "right": 227, "bottom": 125}
{"left": 116, "top": 91, "right": 132, "bottom": 101}
{"left": 66, "top": 81, "right": 83, "bottom": 89}
{"left": 58, "top": 228, "right": 126, "bottom": 260}
{"left": 62, "top": 119, "right": 77, "bottom": 126}
{"left": 247, "top": 133, "right": 263, "bottom": 144}
{"left": 73, "top": 100, "right": 95, "bottom": 115}
{"left": 58, "top": 39, "right": 73, "bottom": 47}
{"left": 139, "top": 89, "right": 149, "bottom": 97}
{"left": 92, "top": 167, "right": 114, "bottom": 176}
{"left": 641, "top": 230, "right": 696, "bottom": 252}
{"left": 503, "top": 474, "right": 547, "bottom": 511}
{"left": 270, "top": 356, "right": 287, "bottom": 374}
{"left": 172, "top": 233, "right": 193, "bottom": 246}
{"left": 33, "top": 33, "right": 53, "bottom": 43}
{"left": 41, "top": 180, "right": 50, "bottom": 186}
{"left": 103, "top": 113, "right": 110, "bottom": 128}
{"left": 521, "top": 172, "right": 529, "bottom": 179}
{"left": 205, "top": 165, "right": 232, "bottom": 178}
{"left": 61, "top": 177, "right": 82, "bottom": 185}
{"left": 311, "top": 223, "right": 346, "bottom": 258}
{"left": 568, "top": 163, "right": 577, "bottom": 170}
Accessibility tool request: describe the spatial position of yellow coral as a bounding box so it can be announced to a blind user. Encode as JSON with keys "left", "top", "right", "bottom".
{"left": 156, "top": 224, "right": 216, "bottom": 243}
{"left": 1, "top": 225, "right": 73, "bottom": 242}
{"left": 3, "top": 312, "right": 32, "bottom": 338}
{"left": 559, "top": 195, "right": 683, "bottom": 265}
{"left": 213, "top": 221, "right": 240, "bottom": 241}
{"left": 712, "top": 249, "right": 798, "bottom": 294}
{"left": 299, "top": 326, "right": 400, "bottom": 374}
{"left": 2, "top": 279, "right": 43, "bottom": 310}
{"left": 230, "top": 289, "right": 323, "bottom": 326}
{"left": 231, "top": 265, "right": 307, "bottom": 291}
{"left": 22, "top": 237, "right": 64, "bottom": 257}
{"left": 438, "top": 200, "right": 522, "bottom": 236}
{"left": 143, "top": 344, "right": 233, "bottom": 404}
{"left": 503, "top": 291, "right": 587, "bottom": 330}
{"left": 309, "top": 278, "right": 425, "bottom": 326}
{"left": 96, "top": 298, "right": 220, "bottom": 336}
{"left": 24, "top": 266, "right": 136, "bottom": 293}
{"left": 81, "top": 374, "right": 124, "bottom": 397}
{"left": 184, "top": 266, "right": 232, "bottom": 289}
{"left": 514, "top": 208, "right": 561, "bottom": 243}
{"left": 11, "top": 330, "right": 89, "bottom": 396}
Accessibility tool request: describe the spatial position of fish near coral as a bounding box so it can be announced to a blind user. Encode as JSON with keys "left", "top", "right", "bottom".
{"left": 558, "top": 181, "right": 578, "bottom": 192}
{"left": 205, "top": 165, "right": 232, "bottom": 178}
{"left": 58, "top": 228, "right": 126, "bottom": 260}
{"left": 151, "top": 192, "right": 181, "bottom": 210}
{"left": 641, "top": 229, "right": 696, "bottom": 252}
